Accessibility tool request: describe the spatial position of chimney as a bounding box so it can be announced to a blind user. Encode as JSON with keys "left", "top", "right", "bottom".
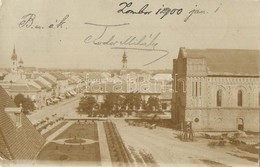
{"left": 4, "top": 105, "right": 22, "bottom": 127}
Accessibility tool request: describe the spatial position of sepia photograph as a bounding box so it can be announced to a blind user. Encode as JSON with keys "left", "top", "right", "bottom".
{"left": 0, "top": 0, "right": 259, "bottom": 166}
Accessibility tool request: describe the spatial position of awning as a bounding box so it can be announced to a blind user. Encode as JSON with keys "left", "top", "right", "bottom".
{"left": 66, "top": 92, "right": 71, "bottom": 96}
{"left": 69, "top": 91, "right": 76, "bottom": 95}
{"left": 59, "top": 95, "right": 65, "bottom": 99}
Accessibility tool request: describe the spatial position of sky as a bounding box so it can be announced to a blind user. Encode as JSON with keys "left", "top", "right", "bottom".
{"left": 0, "top": 0, "right": 259, "bottom": 70}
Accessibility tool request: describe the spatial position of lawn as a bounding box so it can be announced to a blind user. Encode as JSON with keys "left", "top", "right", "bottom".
{"left": 42, "top": 121, "right": 68, "bottom": 139}
{"left": 37, "top": 122, "right": 101, "bottom": 165}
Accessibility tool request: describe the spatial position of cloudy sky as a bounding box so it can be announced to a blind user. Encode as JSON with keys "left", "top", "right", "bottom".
{"left": 0, "top": 0, "right": 259, "bottom": 70}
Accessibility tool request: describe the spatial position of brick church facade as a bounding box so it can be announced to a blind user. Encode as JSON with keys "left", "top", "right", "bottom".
{"left": 172, "top": 47, "right": 260, "bottom": 132}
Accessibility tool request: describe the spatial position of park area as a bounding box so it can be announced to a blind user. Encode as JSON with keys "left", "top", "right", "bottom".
{"left": 36, "top": 122, "right": 101, "bottom": 166}
{"left": 35, "top": 118, "right": 258, "bottom": 167}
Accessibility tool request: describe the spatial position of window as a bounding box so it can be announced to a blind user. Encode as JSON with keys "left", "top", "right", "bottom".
{"left": 258, "top": 92, "right": 260, "bottom": 107}
{"left": 192, "top": 82, "right": 194, "bottom": 96}
{"left": 199, "top": 82, "right": 202, "bottom": 96}
{"left": 192, "top": 81, "right": 200, "bottom": 97}
{"left": 237, "top": 90, "right": 243, "bottom": 107}
{"left": 195, "top": 82, "right": 198, "bottom": 97}
{"left": 217, "top": 90, "right": 222, "bottom": 107}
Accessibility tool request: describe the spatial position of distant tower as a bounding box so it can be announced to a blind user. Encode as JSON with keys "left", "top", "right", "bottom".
{"left": 18, "top": 58, "right": 24, "bottom": 79}
{"left": 11, "top": 46, "right": 18, "bottom": 73}
{"left": 18, "top": 58, "right": 24, "bottom": 68}
{"left": 120, "top": 51, "right": 127, "bottom": 75}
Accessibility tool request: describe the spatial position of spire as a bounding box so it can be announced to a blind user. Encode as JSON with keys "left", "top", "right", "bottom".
{"left": 13, "top": 45, "right": 16, "bottom": 54}
{"left": 11, "top": 45, "right": 17, "bottom": 60}
{"left": 122, "top": 50, "right": 127, "bottom": 63}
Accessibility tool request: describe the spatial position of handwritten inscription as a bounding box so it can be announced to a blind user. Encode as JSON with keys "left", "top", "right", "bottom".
{"left": 118, "top": 2, "right": 152, "bottom": 15}
{"left": 118, "top": 2, "right": 183, "bottom": 19}
{"left": 84, "top": 22, "right": 159, "bottom": 49}
{"left": 17, "top": 2, "right": 222, "bottom": 66}
{"left": 184, "top": 6, "right": 207, "bottom": 22}
{"left": 117, "top": 2, "right": 222, "bottom": 22}
{"left": 18, "top": 13, "right": 69, "bottom": 29}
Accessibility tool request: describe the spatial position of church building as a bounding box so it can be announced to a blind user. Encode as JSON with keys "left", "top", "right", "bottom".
{"left": 4, "top": 47, "right": 26, "bottom": 83}
{"left": 172, "top": 47, "right": 260, "bottom": 132}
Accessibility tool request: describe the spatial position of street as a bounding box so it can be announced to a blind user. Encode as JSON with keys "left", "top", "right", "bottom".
{"left": 114, "top": 119, "right": 258, "bottom": 167}
{"left": 27, "top": 95, "right": 81, "bottom": 124}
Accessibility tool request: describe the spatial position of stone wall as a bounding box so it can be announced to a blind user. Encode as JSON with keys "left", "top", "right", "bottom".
{"left": 185, "top": 108, "right": 259, "bottom": 132}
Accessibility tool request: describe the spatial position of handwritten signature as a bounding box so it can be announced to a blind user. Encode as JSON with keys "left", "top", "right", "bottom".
{"left": 84, "top": 22, "right": 159, "bottom": 50}
{"left": 83, "top": 22, "right": 167, "bottom": 66}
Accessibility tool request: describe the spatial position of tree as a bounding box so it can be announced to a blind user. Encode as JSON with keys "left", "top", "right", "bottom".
{"left": 14, "top": 94, "right": 36, "bottom": 114}
{"left": 103, "top": 93, "right": 125, "bottom": 113}
{"left": 77, "top": 95, "right": 97, "bottom": 114}
{"left": 124, "top": 92, "right": 142, "bottom": 110}
{"left": 146, "top": 96, "right": 159, "bottom": 111}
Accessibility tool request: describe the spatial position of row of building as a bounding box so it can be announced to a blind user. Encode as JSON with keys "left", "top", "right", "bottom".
{"left": 0, "top": 48, "right": 173, "bottom": 111}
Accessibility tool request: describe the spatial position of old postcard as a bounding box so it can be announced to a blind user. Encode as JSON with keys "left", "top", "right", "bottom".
{"left": 0, "top": 0, "right": 259, "bottom": 166}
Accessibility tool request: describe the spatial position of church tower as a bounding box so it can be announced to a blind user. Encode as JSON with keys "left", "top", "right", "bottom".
{"left": 120, "top": 51, "right": 127, "bottom": 75}
{"left": 11, "top": 46, "right": 18, "bottom": 74}
{"left": 18, "top": 58, "right": 24, "bottom": 79}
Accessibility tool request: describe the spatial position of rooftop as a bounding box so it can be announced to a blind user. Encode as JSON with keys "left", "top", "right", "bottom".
{"left": 0, "top": 86, "right": 45, "bottom": 161}
{"left": 49, "top": 72, "right": 67, "bottom": 80}
{"left": 9, "top": 84, "right": 40, "bottom": 92}
{"left": 180, "top": 48, "right": 260, "bottom": 76}
{"left": 42, "top": 76, "right": 56, "bottom": 86}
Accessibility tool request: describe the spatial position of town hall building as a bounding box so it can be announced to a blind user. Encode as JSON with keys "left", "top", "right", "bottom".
{"left": 172, "top": 47, "right": 260, "bottom": 132}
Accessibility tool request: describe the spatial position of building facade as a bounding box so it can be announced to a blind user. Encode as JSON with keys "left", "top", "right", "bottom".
{"left": 172, "top": 47, "right": 260, "bottom": 132}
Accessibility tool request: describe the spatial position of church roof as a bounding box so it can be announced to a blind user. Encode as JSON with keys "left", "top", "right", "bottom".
{"left": 181, "top": 48, "right": 260, "bottom": 76}
{"left": 0, "top": 86, "right": 45, "bottom": 162}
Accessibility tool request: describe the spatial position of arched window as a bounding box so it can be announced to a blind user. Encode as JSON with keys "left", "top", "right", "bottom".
{"left": 217, "top": 90, "right": 222, "bottom": 107}
{"left": 237, "top": 90, "right": 243, "bottom": 107}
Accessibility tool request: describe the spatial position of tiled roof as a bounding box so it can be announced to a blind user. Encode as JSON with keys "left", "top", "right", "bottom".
{"left": 9, "top": 85, "right": 40, "bottom": 92}
{"left": 49, "top": 72, "right": 67, "bottom": 80}
{"left": 76, "top": 73, "right": 86, "bottom": 79}
{"left": 182, "top": 48, "right": 260, "bottom": 76}
{"left": 0, "top": 86, "right": 45, "bottom": 162}
{"left": 34, "top": 80, "right": 52, "bottom": 91}
{"left": 34, "top": 80, "right": 46, "bottom": 89}
{"left": 42, "top": 76, "right": 56, "bottom": 86}
{"left": 68, "top": 78, "right": 77, "bottom": 85}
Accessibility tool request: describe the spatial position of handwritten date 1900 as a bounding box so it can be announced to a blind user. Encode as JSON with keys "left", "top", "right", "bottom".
{"left": 118, "top": 2, "right": 183, "bottom": 19}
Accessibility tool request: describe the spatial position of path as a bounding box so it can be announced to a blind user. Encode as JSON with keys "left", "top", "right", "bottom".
{"left": 97, "top": 121, "right": 113, "bottom": 167}
{"left": 44, "top": 121, "right": 74, "bottom": 145}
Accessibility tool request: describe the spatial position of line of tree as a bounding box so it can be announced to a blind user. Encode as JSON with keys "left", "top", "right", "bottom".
{"left": 77, "top": 93, "right": 160, "bottom": 115}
